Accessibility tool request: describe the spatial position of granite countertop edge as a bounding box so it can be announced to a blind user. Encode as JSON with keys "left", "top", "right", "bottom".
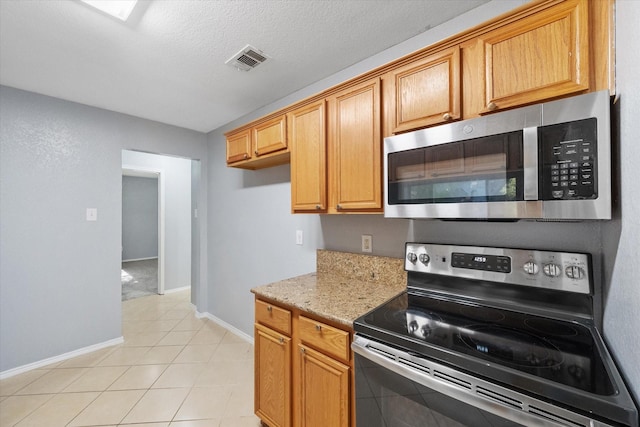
{"left": 251, "top": 272, "right": 406, "bottom": 328}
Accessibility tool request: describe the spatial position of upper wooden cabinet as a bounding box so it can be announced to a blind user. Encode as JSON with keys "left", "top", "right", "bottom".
{"left": 225, "top": 114, "right": 289, "bottom": 169}
{"left": 226, "top": 128, "right": 251, "bottom": 164}
{"left": 289, "top": 101, "right": 327, "bottom": 213}
{"left": 328, "top": 78, "right": 382, "bottom": 213}
{"left": 254, "top": 115, "right": 287, "bottom": 156}
{"left": 384, "top": 46, "right": 461, "bottom": 135}
{"left": 475, "top": 0, "right": 590, "bottom": 114}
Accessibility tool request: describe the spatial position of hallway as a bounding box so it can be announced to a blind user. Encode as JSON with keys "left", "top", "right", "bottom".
{"left": 0, "top": 290, "right": 260, "bottom": 426}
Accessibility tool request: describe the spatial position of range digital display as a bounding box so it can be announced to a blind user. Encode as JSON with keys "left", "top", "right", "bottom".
{"left": 451, "top": 253, "right": 511, "bottom": 273}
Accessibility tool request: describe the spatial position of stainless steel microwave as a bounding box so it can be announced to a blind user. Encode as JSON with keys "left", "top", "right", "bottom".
{"left": 384, "top": 90, "right": 612, "bottom": 220}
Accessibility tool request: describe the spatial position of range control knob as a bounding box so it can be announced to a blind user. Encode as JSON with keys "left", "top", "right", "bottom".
{"left": 418, "top": 254, "right": 430, "bottom": 265}
{"left": 543, "top": 263, "right": 562, "bottom": 277}
{"left": 565, "top": 265, "right": 585, "bottom": 279}
{"left": 407, "top": 252, "right": 418, "bottom": 264}
{"left": 408, "top": 320, "right": 419, "bottom": 332}
{"left": 523, "top": 261, "right": 539, "bottom": 275}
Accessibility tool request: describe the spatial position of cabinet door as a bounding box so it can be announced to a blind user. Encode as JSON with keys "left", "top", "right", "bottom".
{"left": 289, "top": 101, "right": 327, "bottom": 212}
{"left": 226, "top": 129, "right": 251, "bottom": 164}
{"left": 328, "top": 78, "right": 382, "bottom": 213}
{"left": 298, "top": 344, "right": 349, "bottom": 427}
{"left": 255, "top": 323, "right": 291, "bottom": 427}
{"left": 387, "top": 46, "right": 461, "bottom": 134}
{"left": 254, "top": 115, "right": 287, "bottom": 157}
{"left": 480, "top": 0, "right": 589, "bottom": 113}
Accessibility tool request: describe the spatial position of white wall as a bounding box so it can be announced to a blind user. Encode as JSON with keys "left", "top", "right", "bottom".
{"left": 122, "top": 150, "right": 192, "bottom": 291}
{"left": 0, "top": 87, "right": 207, "bottom": 373}
{"left": 122, "top": 176, "right": 159, "bottom": 261}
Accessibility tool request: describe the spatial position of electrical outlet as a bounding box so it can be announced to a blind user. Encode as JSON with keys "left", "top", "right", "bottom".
{"left": 296, "top": 230, "right": 304, "bottom": 245}
{"left": 362, "top": 234, "right": 372, "bottom": 253}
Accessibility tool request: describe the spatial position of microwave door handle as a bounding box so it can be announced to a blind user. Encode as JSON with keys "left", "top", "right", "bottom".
{"left": 523, "top": 127, "right": 539, "bottom": 200}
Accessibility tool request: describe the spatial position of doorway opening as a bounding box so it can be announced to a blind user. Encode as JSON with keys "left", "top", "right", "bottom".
{"left": 121, "top": 168, "right": 162, "bottom": 300}
{"left": 121, "top": 149, "right": 196, "bottom": 303}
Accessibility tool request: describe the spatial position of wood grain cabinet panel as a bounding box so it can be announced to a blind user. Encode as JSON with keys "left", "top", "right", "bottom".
{"left": 289, "top": 101, "right": 327, "bottom": 212}
{"left": 226, "top": 115, "right": 290, "bottom": 169}
{"left": 298, "top": 316, "right": 350, "bottom": 362}
{"left": 255, "top": 299, "right": 292, "bottom": 336}
{"left": 478, "top": 0, "right": 589, "bottom": 113}
{"left": 386, "top": 46, "right": 461, "bottom": 134}
{"left": 255, "top": 323, "right": 291, "bottom": 427}
{"left": 298, "top": 344, "right": 350, "bottom": 427}
{"left": 226, "top": 128, "right": 251, "bottom": 164}
{"left": 328, "top": 78, "right": 382, "bottom": 213}
{"left": 254, "top": 115, "right": 287, "bottom": 157}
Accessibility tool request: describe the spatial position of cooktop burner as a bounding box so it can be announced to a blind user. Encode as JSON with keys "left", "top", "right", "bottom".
{"left": 358, "top": 291, "right": 615, "bottom": 395}
{"left": 458, "top": 324, "right": 563, "bottom": 369}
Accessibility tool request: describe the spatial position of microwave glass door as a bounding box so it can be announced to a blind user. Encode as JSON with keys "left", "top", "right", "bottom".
{"left": 388, "top": 131, "right": 524, "bottom": 205}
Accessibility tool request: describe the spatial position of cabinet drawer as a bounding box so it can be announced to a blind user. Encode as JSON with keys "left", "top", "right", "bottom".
{"left": 255, "top": 300, "right": 291, "bottom": 336}
{"left": 298, "top": 316, "right": 350, "bottom": 362}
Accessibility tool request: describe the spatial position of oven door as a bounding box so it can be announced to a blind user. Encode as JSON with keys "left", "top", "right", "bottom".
{"left": 352, "top": 336, "right": 616, "bottom": 427}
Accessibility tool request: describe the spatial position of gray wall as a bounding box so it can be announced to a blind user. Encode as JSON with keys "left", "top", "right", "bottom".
{"left": 0, "top": 86, "right": 207, "bottom": 373}
{"left": 122, "top": 176, "right": 158, "bottom": 261}
{"left": 206, "top": 0, "right": 640, "bottom": 402}
{"left": 602, "top": 0, "right": 640, "bottom": 404}
{"left": 206, "top": 1, "right": 527, "bottom": 339}
{"left": 122, "top": 150, "right": 192, "bottom": 291}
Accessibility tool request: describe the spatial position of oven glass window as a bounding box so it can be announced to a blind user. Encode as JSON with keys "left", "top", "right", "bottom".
{"left": 355, "top": 353, "right": 525, "bottom": 427}
{"left": 388, "top": 131, "right": 524, "bottom": 205}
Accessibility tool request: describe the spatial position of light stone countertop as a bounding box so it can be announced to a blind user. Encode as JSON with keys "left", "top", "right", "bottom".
{"left": 251, "top": 250, "right": 407, "bottom": 328}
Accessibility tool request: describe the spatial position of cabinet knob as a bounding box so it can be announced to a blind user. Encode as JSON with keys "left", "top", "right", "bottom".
{"left": 267, "top": 305, "right": 272, "bottom": 312}
{"left": 315, "top": 205, "right": 322, "bottom": 210}
{"left": 315, "top": 324, "right": 322, "bottom": 332}
{"left": 243, "top": 153, "right": 249, "bottom": 159}
{"left": 336, "top": 204, "right": 342, "bottom": 210}
{"left": 254, "top": 150, "right": 259, "bottom": 155}
{"left": 487, "top": 102, "right": 498, "bottom": 111}
{"left": 443, "top": 112, "right": 452, "bottom": 121}
{"left": 279, "top": 337, "right": 285, "bottom": 344}
{"left": 300, "top": 347, "right": 306, "bottom": 354}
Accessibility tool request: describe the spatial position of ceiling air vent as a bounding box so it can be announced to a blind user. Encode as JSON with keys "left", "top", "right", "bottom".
{"left": 225, "top": 45, "right": 270, "bottom": 71}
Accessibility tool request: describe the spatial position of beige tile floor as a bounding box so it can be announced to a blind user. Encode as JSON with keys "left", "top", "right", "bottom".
{"left": 0, "top": 290, "right": 262, "bottom": 427}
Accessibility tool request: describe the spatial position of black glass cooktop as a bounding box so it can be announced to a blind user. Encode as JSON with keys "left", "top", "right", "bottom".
{"left": 355, "top": 291, "right": 615, "bottom": 395}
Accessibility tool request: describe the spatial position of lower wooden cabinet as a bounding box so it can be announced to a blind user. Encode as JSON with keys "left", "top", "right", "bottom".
{"left": 254, "top": 298, "right": 353, "bottom": 427}
{"left": 255, "top": 323, "right": 291, "bottom": 427}
{"left": 298, "top": 344, "right": 350, "bottom": 427}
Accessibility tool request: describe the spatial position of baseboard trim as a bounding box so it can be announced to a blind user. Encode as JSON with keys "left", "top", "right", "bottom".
{"left": 0, "top": 336, "right": 124, "bottom": 380}
{"left": 196, "top": 310, "right": 254, "bottom": 345}
{"left": 122, "top": 256, "right": 158, "bottom": 262}
{"left": 163, "top": 286, "right": 191, "bottom": 295}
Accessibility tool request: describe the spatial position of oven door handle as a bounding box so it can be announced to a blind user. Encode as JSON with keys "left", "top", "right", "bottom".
{"left": 352, "top": 336, "right": 615, "bottom": 427}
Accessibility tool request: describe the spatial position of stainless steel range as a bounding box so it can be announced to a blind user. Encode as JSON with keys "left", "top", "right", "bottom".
{"left": 352, "top": 243, "right": 638, "bottom": 427}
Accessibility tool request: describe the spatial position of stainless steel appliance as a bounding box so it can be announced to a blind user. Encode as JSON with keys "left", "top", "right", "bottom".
{"left": 384, "top": 91, "right": 612, "bottom": 220}
{"left": 352, "top": 243, "right": 638, "bottom": 427}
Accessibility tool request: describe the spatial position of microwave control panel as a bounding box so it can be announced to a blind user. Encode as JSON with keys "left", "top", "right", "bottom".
{"left": 539, "top": 118, "right": 597, "bottom": 200}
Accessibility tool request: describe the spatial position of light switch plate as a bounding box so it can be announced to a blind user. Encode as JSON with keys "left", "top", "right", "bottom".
{"left": 296, "top": 230, "right": 303, "bottom": 245}
{"left": 362, "top": 235, "right": 372, "bottom": 253}
{"left": 86, "top": 208, "right": 98, "bottom": 221}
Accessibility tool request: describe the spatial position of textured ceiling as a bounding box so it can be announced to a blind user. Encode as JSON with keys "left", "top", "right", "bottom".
{"left": 0, "top": 0, "right": 489, "bottom": 133}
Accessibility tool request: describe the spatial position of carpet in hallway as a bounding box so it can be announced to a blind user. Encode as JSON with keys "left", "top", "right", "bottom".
{"left": 121, "top": 259, "right": 158, "bottom": 301}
